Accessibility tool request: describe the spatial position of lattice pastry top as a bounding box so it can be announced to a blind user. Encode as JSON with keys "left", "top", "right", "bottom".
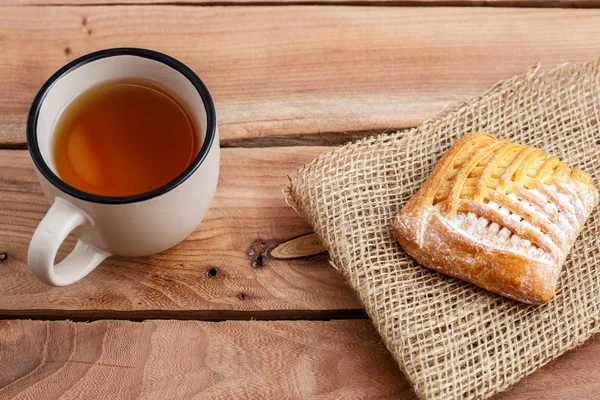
{"left": 393, "top": 132, "right": 599, "bottom": 304}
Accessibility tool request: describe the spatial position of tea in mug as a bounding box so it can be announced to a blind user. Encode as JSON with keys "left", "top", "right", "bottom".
{"left": 52, "top": 78, "right": 199, "bottom": 197}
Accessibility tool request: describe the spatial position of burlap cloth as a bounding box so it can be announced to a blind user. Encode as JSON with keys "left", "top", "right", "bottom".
{"left": 287, "top": 60, "right": 600, "bottom": 399}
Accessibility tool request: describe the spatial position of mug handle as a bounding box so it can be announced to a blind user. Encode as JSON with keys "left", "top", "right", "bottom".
{"left": 28, "top": 198, "right": 111, "bottom": 286}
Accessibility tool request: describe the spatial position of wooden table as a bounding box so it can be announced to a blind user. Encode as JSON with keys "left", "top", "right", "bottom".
{"left": 1, "top": 1, "right": 600, "bottom": 398}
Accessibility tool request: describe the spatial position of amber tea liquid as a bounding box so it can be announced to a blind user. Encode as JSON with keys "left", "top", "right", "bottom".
{"left": 52, "top": 78, "right": 199, "bottom": 197}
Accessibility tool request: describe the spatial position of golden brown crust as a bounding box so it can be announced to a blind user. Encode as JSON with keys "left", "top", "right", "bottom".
{"left": 392, "top": 132, "right": 599, "bottom": 304}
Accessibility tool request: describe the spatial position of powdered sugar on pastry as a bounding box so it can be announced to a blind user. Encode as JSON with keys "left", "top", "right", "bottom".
{"left": 392, "top": 132, "right": 599, "bottom": 304}
{"left": 452, "top": 211, "right": 553, "bottom": 263}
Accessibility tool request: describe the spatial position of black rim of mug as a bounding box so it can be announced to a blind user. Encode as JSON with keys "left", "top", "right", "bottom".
{"left": 27, "top": 47, "right": 217, "bottom": 205}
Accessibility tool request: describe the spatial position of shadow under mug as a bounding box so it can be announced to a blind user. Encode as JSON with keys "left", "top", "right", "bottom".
{"left": 27, "top": 48, "right": 220, "bottom": 286}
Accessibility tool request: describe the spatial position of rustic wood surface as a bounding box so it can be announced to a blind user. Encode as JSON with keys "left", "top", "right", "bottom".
{"left": 0, "top": 148, "right": 364, "bottom": 319}
{"left": 1, "top": 0, "right": 599, "bottom": 398}
{"left": 269, "top": 233, "right": 327, "bottom": 260}
{"left": 2, "top": 0, "right": 598, "bottom": 6}
{"left": 2, "top": 7, "right": 600, "bottom": 146}
{"left": 1, "top": 319, "right": 599, "bottom": 399}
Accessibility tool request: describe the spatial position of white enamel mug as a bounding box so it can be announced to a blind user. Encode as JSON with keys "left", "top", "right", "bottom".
{"left": 26, "top": 48, "right": 219, "bottom": 286}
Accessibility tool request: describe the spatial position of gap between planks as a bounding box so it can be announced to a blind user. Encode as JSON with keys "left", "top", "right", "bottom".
{"left": 0, "top": 308, "right": 366, "bottom": 322}
{"left": 0, "top": 128, "right": 407, "bottom": 150}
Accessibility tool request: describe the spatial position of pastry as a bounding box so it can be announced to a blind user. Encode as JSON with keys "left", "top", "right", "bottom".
{"left": 392, "top": 132, "right": 599, "bottom": 304}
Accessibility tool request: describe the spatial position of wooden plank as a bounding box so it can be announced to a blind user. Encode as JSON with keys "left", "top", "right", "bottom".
{"left": 2, "top": 0, "right": 599, "bottom": 7}
{"left": 0, "top": 319, "right": 412, "bottom": 399}
{"left": 0, "top": 147, "right": 364, "bottom": 319}
{"left": 2, "top": 7, "right": 600, "bottom": 146}
{"left": 1, "top": 319, "right": 599, "bottom": 399}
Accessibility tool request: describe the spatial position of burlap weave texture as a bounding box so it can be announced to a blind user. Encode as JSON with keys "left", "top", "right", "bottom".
{"left": 288, "top": 60, "right": 600, "bottom": 399}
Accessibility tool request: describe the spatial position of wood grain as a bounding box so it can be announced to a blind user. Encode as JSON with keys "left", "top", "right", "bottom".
{"left": 2, "top": 7, "right": 600, "bottom": 146}
{"left": 0, "top": 319, "right": 412, "bottom": 399}
{"left": 269, "top": 233, "right": 327, "bottom": 259}
{"left": 0, "top": 147, "right": 364, "bottom": 319}
{"left": 2, "top": 0, "right": 599, "bottom": 7}
{"left": 1, "top": 319, "right": 599, "bottom": 399}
